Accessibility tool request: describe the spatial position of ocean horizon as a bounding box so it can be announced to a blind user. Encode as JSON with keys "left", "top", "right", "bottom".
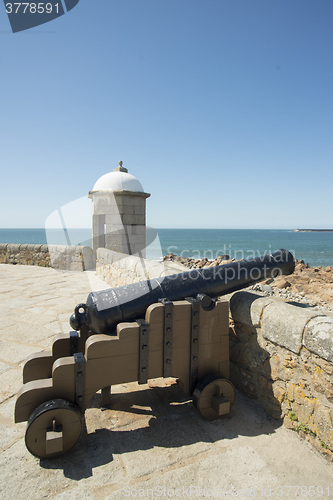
{"left": 0, "top": 227, "right": 332, "bottom": 268}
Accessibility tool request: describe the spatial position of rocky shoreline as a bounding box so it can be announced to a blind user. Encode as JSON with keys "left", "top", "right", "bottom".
{"left": 163, "top": 253, "right": 333, "bottom": 314}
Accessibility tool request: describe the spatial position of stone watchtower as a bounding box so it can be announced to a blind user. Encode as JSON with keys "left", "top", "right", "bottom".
{"left": 89, "top": 161, "right": 150, "bottom": 256}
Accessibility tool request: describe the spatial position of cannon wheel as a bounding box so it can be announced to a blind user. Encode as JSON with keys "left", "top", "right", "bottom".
{"left": 192, "top": 375, "right": 235, "bottom": 421}
{"left": 25, "top": 399, "right": 83, "bottom": 459}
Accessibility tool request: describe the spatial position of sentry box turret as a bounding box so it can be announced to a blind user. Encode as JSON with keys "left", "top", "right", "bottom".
{"left": 15, "top": 250, "right": 294, "bottom": 458}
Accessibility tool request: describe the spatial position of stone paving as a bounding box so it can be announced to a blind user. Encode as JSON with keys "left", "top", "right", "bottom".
{"left": 0, "top": 263, "right": 333, "bottom": 500}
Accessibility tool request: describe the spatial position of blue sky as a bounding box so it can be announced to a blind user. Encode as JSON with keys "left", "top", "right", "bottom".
{"left": 0, "top": 0, "right": 332, "bottom": 229}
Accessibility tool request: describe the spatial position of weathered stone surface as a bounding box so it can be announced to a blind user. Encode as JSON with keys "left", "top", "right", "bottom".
{"left": 0, "top": 244, "right": 92, "bottom": 271}
{"left": 310, "top": 369, "right": 333, "bottom": 401}
{"left": 230, "top": 291, "right": 274, "bottom": 327}
{"left": 261, "top": 302, "right": 320, "bottom": 354}
{"left": 274, "top": 278, "right": 291, "bottom": 289}
{"left": 292, "top": 402, "right": 316, "bottom": 428}
{"left": 229, "top": 289, "right": 333, "bottom": 454}
{"left": 303, "top": 316, "right": 333, "bottom": 362}
{"left": 96, "top": 248, "right": 188, "bottom": 287}
{"left": 312, "top": 405, "right": 333, "bottom": 445}
{"left": 260, "top": 284, "right": 273, "bottom": 293}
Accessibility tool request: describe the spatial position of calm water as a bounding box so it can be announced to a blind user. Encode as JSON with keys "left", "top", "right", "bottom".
{"left": 0, "top": 228, "right": 332, "bottom": 267}
{"left": 156, "top": 229, "right": 333, "bottom": 267}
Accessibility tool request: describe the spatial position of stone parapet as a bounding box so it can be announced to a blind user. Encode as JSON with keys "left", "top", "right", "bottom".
{"left": 0, "top": 243, "right": 94, "bottom": 271}
{"left": 96, "top": 247, "right": 188, "bottom": 287}
{"left": 229, "top": 290, "right": 333, "bottom": 457}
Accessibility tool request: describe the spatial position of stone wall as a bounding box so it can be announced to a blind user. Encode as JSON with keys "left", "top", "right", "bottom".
{"left": 0, "top": 243, "right": 94, "bottom": 271}
{"left": 96, "top": 247, "right": 188, "bottom": 286}
{"left": 229, "top": 291, "right": 333, "bottom": 457}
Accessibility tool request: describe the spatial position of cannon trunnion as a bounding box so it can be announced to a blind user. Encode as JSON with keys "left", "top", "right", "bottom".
{"left": 15, "top": 249, "right": 295, "bottom": 459}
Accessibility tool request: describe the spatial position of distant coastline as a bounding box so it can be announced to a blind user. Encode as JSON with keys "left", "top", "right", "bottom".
{"left": 294, "top": 229, "right": 333, "bottom": 232}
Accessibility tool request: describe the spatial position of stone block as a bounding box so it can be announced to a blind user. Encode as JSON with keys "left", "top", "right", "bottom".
{"left": 310, "top": 369, "right": 333, "bottom": 399}
{"left": 125, "top": 225, "right": 135, "bottom": 235}
{"left": 92, "top": 192, "right": 116, "bottom": 205}
{"left": 92, "top": 233, "right": 105, "bottom": 251}
{"left": 124, "top": 215, "right": 145, "bottom": 226}
{"left": 120, "top": 204, "right": 135, "bottom": 215}
{"left": 115, "top": 194, "right": 136, "bottom": 206}
{"left": 69, "top": 262, "right": 84, "bottom": 271}
{"left": 105, "top": 244, "right": 127, "bottom": 255}
{"left": 261, "top": 302, "right": 321, "bottom": 354}
{"left": 135, "top": 215, "right": 145, "bottom": 225}
{"left": 107, "top": 249, "right": 126, "bottom": 263}
{"left": 132, "top": 225, "right": 146, "bottom": 236}
{"left": 105, "top": 233, "right": 128, "bottom": 247}
{"left": 132, "top": 245, "right": 146, "bottom": 257}
{"left": 92, "top": 205, "right": 105, "bottom": 216}
{"left": 146, "top": 263, "right": 165, "bottom": 279}
{"left": 82, "top": 246, "right": 94, "bottom": 270}
{"left": 303, "top": 316, "right": 333, "bottom": 362}
{"left": 7, "top": 244, "right": 20, "bottom": 253}
{"left": 105, "top": 223, "right": 124, "bottom": 234}
{"left": 123, "top": 255, "right": 141, "bottom": 272}
{"left": 128, "top": 235, "right": 145, "bottom": 245}
{"left": 134, "top": 204, "right": 146, "bottom": 215}
{"left": 230, "top": 291, "right": 274, "bottom": 327}
{"left": 105, "top": 213, "right": 123, "bottom": 225}
{"left": 129, "top": 244, "right": 146, "bottom": 257}
{"left": 312, "top": 405, "right": 333, "bottom": 446}
{"left": 121, "top": 214, "right": 135, "bottom": 225}
{"left": 135, "top": 262, "right": 149, "bottom": 280}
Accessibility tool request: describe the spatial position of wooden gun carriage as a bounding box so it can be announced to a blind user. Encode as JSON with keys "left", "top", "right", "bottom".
{"left": 15, "top": 249, "right": 295, "bottom": 459}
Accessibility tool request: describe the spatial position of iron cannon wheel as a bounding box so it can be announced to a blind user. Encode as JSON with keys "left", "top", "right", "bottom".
{"left": 25, "top": 399, "right": 83, "bottom": 459}
{"left": 192, "top": 375, "right": 235, "bottom": 421}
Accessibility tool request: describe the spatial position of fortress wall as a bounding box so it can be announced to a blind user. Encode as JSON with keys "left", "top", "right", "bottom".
{"left": 0, "top": 243, "right": 94, "bottom": 271}
{"left": 2, "top": 242, "right": 332, "bottom": 456}
{"left": 96, "top": 247, "right": 188, "bottom": 286}
{"left": 229, "top": 290, "right": 333, "bottom": 457}
{"left": 97, "top": 250, "right": 333, "bottom": 456}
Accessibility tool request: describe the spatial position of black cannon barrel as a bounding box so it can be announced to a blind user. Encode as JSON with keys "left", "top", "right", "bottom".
{"left": 70, "top": 249, "right": 294, "bottom": 334}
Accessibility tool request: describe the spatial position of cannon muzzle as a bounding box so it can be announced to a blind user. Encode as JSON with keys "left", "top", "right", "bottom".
{"left": 70, "top": 249, "right": 294, "bottom": 334}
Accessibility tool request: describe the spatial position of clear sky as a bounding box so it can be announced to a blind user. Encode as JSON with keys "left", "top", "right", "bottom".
{"left": 0, "top": 0, "right": 332, "bottom": 229}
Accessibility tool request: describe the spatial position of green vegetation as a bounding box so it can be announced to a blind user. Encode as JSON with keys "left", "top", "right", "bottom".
{"left": 288, "top": 412, "right": 331, "bottom": 452}
{"left": 288, "top": 411, "right": 298, "bottom": 422}
{"left": 295, "top": 422, "right": 314, "bottom": 435}
{"left": 320, "top": 440, "right": 329, "bottom": 450}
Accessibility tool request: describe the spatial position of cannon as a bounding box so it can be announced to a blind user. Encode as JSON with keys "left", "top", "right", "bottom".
{"left": 15, "top": 249, "right": 294, "bottom": 459}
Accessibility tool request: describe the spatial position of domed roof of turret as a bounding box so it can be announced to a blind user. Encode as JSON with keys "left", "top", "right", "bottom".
{"left": 91, "top": 161, "right": 144, "bottom": 193}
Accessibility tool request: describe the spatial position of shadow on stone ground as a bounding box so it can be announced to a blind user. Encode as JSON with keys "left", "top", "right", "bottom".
{"left": 40, "top": 383, "right": 281, "bottom": 480}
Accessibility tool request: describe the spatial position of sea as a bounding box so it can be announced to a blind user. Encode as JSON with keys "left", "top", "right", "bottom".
{"left": 0, "top": 228, "right": 332, "bottom": 268}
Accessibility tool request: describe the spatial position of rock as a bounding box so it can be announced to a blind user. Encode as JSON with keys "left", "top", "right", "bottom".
{"left": 274, "top": 278, "right": 291, "bottom": 289}
{"left": 218, "top": 254, "right": 230, "bottom": 261}
{"left": 197, "top": 258, "right": 208, "bottom": 268}
{"left": 163, "top": 253, "right": 176, "bottom": 261}
{"left": 162, "top": 252, "right": 333, "bottom": 312}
